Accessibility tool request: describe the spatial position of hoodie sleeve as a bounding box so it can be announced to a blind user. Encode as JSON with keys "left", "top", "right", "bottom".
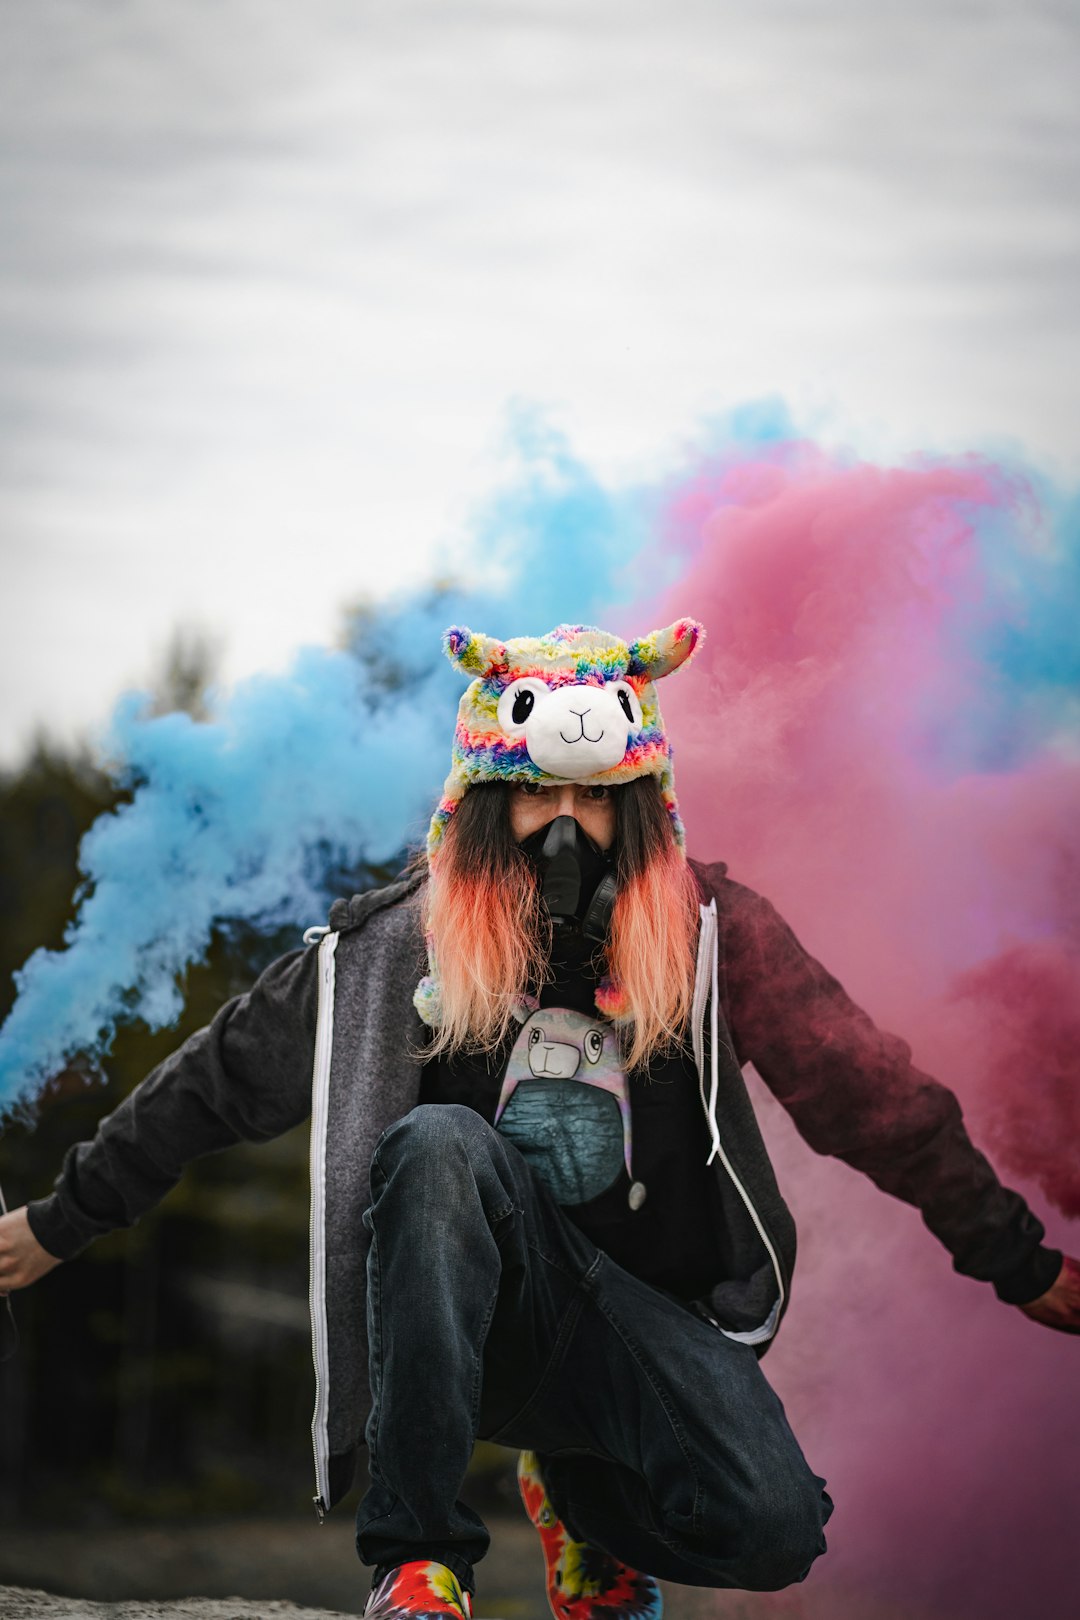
{"left": 697, "top": 863, "right": 1061, "bottom": 1305}
{"left": 26, "top": 943, "right": 319, "bottom": 1261}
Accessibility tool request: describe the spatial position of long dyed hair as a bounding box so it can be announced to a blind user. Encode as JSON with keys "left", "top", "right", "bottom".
{"left": 422, "top": 776, "right": 700, "bottom": 1068}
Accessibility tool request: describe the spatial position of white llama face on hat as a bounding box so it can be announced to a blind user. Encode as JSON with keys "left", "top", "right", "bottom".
{"left": 495, "top": 678, "right": 644, "bottom": 778}
{"left": 427, "top": 619, "right": 704, "bottom": 860}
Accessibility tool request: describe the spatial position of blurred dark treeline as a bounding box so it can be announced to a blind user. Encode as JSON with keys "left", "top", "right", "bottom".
{"left": 0, "top": 640, "right": 404, "bottom": 1528}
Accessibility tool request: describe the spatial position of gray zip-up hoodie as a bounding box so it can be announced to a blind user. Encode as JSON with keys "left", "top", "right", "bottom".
{"left": 27, "top": 861, "right": 1057, "bottom": 1516}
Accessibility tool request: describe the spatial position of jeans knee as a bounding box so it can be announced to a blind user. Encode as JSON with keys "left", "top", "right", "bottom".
{"left": 374, "top": 1104, "right": 501, "bottom": 1201}
{"left": 379, "top": 1102, "right": 486, "bottom": 1160}
{"left": 720, "top": 1470, "right": 831, "bottom": 1591}
{"left": 370, "top": 1105, "right": 517, "bottom": 1260}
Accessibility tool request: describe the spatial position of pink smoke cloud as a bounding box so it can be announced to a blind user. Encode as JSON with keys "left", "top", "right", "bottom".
{"left": 632, "top": 439, "right": 1080, "bottom": 1617}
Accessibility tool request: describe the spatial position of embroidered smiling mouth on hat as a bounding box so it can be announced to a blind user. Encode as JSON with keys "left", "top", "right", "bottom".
{"left": 559, "top": 709, "right": 605, "bottom": 745}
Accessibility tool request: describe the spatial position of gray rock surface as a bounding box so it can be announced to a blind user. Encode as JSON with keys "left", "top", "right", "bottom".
{"left": 0, "top": 1516, "right": 547, "bottom": 1620}
{"left": 0, "top": 1596, "right": 345, "bottom": 1620}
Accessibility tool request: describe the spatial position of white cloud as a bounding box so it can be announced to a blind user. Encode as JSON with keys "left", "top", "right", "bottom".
{"left": 1, "top": 0, "right": 1077, "bottom": 760}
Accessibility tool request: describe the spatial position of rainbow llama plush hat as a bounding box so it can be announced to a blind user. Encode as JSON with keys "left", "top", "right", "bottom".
{"left": 427, "top": 618, "right": 704, "bottom": 860}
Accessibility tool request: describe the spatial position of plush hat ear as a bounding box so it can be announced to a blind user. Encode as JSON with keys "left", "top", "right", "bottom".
{"left": 442, "top": 626, "right": 509, "bottom": 678}
{"left": 626, "top": 618, "right": 704, "bottom": 680}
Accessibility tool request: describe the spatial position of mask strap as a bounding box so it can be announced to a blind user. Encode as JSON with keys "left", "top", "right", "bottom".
{"left": 581, "top": 871, "right": 617, "bottom": 943}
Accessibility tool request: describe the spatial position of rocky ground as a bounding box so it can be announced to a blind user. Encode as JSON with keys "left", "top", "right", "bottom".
{"left": 0, "top": 1588, "right": 799, "bottom": 1620}
{"left": 0, "top": 1516, "right": 938, "bottom": 1619}
{"left": 1, "top": 1596, "right": 336, "bottom": 1619}
{"left": 0, "top": 1516, "right": 756, "bottom": 1620}
{"left": 0, "top": 1516, "right": 542, "bottom": 1620}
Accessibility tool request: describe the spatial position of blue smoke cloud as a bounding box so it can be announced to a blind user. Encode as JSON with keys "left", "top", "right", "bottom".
{"left": 976, "top": 478, "right": 1080, "bottom": 766}
{"left": 0, "top": 406, "right": 648, "bottom": 1118}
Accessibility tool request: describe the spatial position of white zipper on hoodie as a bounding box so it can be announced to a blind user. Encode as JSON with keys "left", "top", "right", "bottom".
{"left": 692, "top": 900, "right": 785, "bottom": 1347}
{"left": 305, "top": 926, "right": 337, "bottom": 1521}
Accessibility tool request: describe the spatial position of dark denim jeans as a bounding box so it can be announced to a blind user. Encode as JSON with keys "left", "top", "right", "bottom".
{"left": 357, "top": 1104, "right": 832, "bottom": 1594}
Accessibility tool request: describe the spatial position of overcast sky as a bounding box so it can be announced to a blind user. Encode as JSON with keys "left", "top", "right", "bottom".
{"left": 2, "top": 0, "right": 1078, "bottom": 764}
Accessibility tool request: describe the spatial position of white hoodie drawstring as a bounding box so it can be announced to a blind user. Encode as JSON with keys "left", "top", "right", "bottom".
{"left": 694, "top": 901, "right": 724, "bottom": 1164}
{"left": 707, "top": 913, "right": 722, "bottom": 1165}
{"left": 694, "top": 897, "right": 786, "bottom": 1344}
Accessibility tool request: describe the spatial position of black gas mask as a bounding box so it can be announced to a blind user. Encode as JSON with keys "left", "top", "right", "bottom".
{"left": 519, "top": 815, "right": 617, "bottom": 943}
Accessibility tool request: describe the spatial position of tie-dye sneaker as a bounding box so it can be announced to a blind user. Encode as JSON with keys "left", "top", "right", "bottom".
{"left": 363, "top": 1559, "right": 473, "bottom": 1618}
{"left": 517, "top": 1450, "right": 663, "bottom": 1619}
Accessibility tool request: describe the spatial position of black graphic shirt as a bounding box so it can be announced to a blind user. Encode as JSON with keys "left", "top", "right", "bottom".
{"left": 421, "top": 936, "right": 723, "bottom": 1299}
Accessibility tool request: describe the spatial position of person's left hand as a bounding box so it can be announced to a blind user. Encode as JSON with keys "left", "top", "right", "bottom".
{"left": 1018, "top": 1254, "right": 1080, "bottom": 1335}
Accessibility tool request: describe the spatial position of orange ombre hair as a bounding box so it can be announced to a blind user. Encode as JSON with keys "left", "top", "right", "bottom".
{"left": 422, "top": 785, "right": 551, "bottom": 1058}
{"left": 606, "top": 827, "right": 701, "bottom": 1070}
{"left": 422, "top": 777, "right": 700, "bottom": 1067}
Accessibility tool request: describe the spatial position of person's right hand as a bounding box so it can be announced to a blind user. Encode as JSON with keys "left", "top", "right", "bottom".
{"left": 1018, "top": 1254, "right": 1080, "bottom": 1336}
{"left": 0, "top": 1205, "right": 63, "bottom": 1293}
